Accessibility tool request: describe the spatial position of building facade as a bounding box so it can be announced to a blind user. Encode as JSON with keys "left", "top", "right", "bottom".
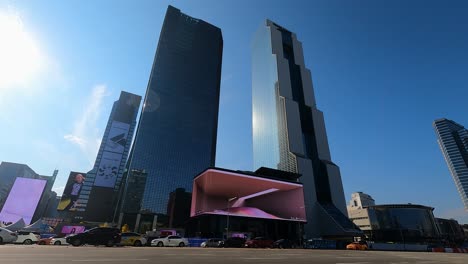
{"left": 251, "top": 20, "right": 360, "bottom": 238}
{"left": 347, "top": 193, "right": 441, "bottom": 243}
{"left": 75, "top": 91, "right": 141, "bottom": 222}
{"left": 119, "top": 6, "right": 223, "bottom": 232}
{"left": 347, "top": 192, "right": 376, "bottom": 232}
{"left": 433, "top": 118, "right": 468, "bottom": 211}
{"left": 348, "top": 192, "right": 376, "bottom": 210}
{"left": 188, "top": 167, "right": 305, "bottom": 242}
{"left": 349, "top": 204, "right": 440, "bottom": 243}
{"left": 0, "top": 161, "right": 57, "bottom": 224}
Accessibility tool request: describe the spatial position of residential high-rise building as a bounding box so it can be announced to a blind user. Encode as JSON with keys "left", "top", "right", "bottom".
{"left": 252, "top": 20, "right": 360, "bottom": 238}
{"left": 119, "top": 6, "right": 223, "bottom": 232}
{"left": 433, "top": 118, "right": 468, "bottom": 211}
{"left": 75, "top": 91, "right": 141, "bottom": 222}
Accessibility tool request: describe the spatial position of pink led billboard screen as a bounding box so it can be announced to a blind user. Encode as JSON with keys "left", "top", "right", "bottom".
{"left": 0, "top": 178, "right": 46, "bottom": 225}
{"left": 191, "top": 169, "right": 306, "bottom": 222}
{"left": 61, "top": 225, "right": 86, "bottom": 234}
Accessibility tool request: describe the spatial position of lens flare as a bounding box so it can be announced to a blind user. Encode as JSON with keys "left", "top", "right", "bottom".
{"left": 0, "top": 11, "right": 43, "bottom": 89}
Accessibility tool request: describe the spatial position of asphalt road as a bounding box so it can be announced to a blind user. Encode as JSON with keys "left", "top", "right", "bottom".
{"left": 0, "top": 245, "right": 467, "bottom": 264}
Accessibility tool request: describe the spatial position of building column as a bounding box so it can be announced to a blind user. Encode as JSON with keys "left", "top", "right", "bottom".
{"left": 134, "top": 213, "right": 141, "bottom": 232}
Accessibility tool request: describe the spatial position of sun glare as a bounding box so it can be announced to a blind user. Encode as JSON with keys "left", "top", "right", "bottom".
{"left": 0, "top": 11, "right": 43, "bottom": 89}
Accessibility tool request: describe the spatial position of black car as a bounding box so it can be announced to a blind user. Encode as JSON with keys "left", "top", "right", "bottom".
{"left": 66, "top": 227, "right": 121, "bottom": 247}
{"left": 220, "top": 237, "right": 246, "bottom": 248}
{"left": 273, "top": 239, "right": 294, "bottom": 249}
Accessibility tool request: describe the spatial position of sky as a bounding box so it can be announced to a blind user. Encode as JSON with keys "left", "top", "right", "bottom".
{"left": 0, "top": 0, "right": 467, "bottom": 223}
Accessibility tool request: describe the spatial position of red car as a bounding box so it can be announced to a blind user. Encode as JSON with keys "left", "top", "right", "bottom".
{"left": 38, "top": 236, "right": 56, "bottom": 245}
{"left": 245, "top": 237, "right": 274, "bottom": 248}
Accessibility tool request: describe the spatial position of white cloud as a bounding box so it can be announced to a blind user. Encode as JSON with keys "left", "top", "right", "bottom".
{"left": 63, "top": 134, "right": 85, "bottom": 146}
{"left": 64, "top": 84, "right": 109, "bottom": 165}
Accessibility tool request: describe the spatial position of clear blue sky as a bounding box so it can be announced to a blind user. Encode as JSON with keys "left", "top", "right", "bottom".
{"left": 0, "top": 0, "right": 467, "bottom": 223}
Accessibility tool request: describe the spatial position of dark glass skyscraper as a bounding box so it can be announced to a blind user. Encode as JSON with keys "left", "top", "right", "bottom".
{"left": 434, "top": 118, "right": 468, "bottom": 211}
{"left": 119, "top": 6, "right": 222, "bottom": 232}
{"left": 252, "top": 20, "right": 361, "bottom": 238}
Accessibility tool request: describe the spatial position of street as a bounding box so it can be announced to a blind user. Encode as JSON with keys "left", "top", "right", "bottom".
{"left": 0, "top": 245, "right": 467, "bottom": 264}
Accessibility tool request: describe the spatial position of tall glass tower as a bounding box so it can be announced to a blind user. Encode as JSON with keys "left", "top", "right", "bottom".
{"left": 252, "top": 20, "right": 361, "bottom": 238}
{"left": 434, "top": 118, "right": 468, "bottom": 211}
{"left": 119, "top": 6, "right": 222, "bottom": 231}
{"left": 76, "top": 91, "right": 141, "bottom": 222}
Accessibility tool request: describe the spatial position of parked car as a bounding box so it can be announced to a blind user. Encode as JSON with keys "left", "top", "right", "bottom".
{"left": 50, "top": 237, "right": 69, "bottom": 245}
{"left": 14, "top": 231, "right": 40, "bottom": 245}
{"left": 201, "top": 238, "right": 223, "bottom": 248}
{"left": 346, "top": 241, "right": 368, "bottom": 250}
{"left": 273, "top": 239, "right": 294, "bottom": 249}
{"left": 219, "top": 237, "right": 246, "bottom": 248}
{"left": 0, "top": 227, "right": 17, "bottom": 244}
{"left": 66, "top": 227, "right": 121, "bottom": 247}
{"left": 151, "top": 235, "right": 188, "bottom": 247}
{"left": 244, "top": 237, "right": 274, "bottom": 248}
{"left": 143, "top": 235, "right": 165, "bottom": 246}
{"left": 120, "top": 232, "right": 147, "bottom": 247}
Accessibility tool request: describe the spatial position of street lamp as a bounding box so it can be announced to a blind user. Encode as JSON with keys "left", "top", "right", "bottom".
{"left": 226, "top": 197, "right": 237, "bottom": 239}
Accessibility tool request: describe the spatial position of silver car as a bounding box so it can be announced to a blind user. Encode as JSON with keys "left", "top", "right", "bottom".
{"left": 0, "top": 227, "right": 18, "bottom": 244}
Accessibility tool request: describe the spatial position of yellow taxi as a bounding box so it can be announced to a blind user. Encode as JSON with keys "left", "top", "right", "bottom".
{"left": 346, "top": 241, "right": 368, "bottom": 250}
{"left": 120, "top": 232, "right": 147, "bottom": 247}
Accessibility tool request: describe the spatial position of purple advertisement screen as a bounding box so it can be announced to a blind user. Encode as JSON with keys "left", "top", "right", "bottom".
{"left": 191, "top": 169, "right": 306, "bottom": 222}
{"left": 61, "top": 226, "right": 85, "bottom": 234}
{"left": 0, "top": 178, "right": 46, "bottom": 225}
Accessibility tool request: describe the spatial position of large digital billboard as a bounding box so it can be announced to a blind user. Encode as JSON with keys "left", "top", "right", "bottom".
{"left": 103, "top": 121, "right": 130, "bottom": 154}
{"left": 61, "top": 225, "right": 86, "bottom": 234}
{"left": 57, "top": 172, "right": 86, "bottom": 211}
{"left": 93, "top": 120, "right": 129, "bottom": 188}
{"left": 0, "top": 178, "right": 47, "bottom": 225}
{"left": 94, "top": 151, "right": 122, "bottom": 188}
{"left": 191, "top": 169, "right": 306, "bottom": 222}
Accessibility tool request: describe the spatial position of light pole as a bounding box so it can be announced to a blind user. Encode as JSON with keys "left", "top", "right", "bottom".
{"left": 226, "top": 197, "right": 237, "bottom": 239}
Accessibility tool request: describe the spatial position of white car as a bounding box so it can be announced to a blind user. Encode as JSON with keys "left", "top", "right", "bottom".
{"left": 151, "top": 235, "right": 189, "bottom": 247}
{"left": 14, "top": 231, "right": 40, "bottom": 245}
{"left": 50, "top": 237, "right": 69, "bottom": 245}
{"left": 0, "top": 227, "right": 17, "bottom": 244}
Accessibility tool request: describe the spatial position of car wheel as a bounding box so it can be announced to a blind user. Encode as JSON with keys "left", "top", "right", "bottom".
{"left": 178, "top": 242, "right": 185, "bottom": 247}
{"left": 0, "top": 237, "right": 3, "bottom": 244}
{"left": 157, "top": 241, "right": 163, "bottom": 247}
{"left": 133, "top": 240, "right": 142, "bottom": 247}
{"left": 23, "top": 239, "right": 33, "bottom": 245}
{"left": 71, "top": 239, "right": 82, "bottom": 247}
{"left": 54, "top": 241, "right": 61, "bottom": 245}
{"left": 106, "top": 240, "right": 115, "bottom": 247}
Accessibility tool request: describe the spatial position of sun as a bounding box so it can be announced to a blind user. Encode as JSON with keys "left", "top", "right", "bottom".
{"left": 0, "top": 11, "right": 43, "bottom": 89}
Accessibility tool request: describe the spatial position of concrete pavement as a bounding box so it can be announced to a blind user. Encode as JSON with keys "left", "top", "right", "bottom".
{"left": 0, "top": 245, "right": 466, "bottom": 264}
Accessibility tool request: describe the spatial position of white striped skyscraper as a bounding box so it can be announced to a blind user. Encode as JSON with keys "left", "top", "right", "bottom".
{"left": 433, "top": 118, "right": 468, "bottom": 211}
